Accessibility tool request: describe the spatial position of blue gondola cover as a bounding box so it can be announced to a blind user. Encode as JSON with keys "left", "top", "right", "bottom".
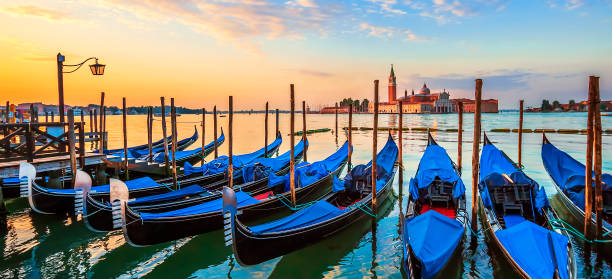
{"left": 247, "top": 137, "right": 396, "bottom": 236}
{"left": 140, "top": 191, "right": 259, "bottom": 220}
{"left": 183, "top": 136, "right": 282, "bottom": 176}
{"left": 409, "top": 144, "right": 465, "bottom": 200}
{"left": 404, "top": 210, "right": 464, "bottom": 279}
{"left": 242, "top": 139, "right": 307, "bottom": 183}
{"left": 128, "top": 185, "right": 205, "bottom": 205}
{"left": 248, "top": 200, "right": 345, "bottom": 235}
{"left": 495, "top": 221, "right": 569, "bottom": 279}
{"left": 542, "top": 142, "right": 612, "bottom": 211}
{"left": 45, "top": 176, "right": 160, "bottom": 195}
{"left": 267, "top": 141, "right": 350, "bottom": 190}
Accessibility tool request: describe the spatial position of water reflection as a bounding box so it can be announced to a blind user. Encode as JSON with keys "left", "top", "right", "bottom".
{"left": 0, "top": 112, "right": 610, "bottom": 278}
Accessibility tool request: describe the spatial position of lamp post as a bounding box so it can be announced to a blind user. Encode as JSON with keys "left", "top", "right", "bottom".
{"left": 57, "top": 53, "right": 105, "bottom": 123}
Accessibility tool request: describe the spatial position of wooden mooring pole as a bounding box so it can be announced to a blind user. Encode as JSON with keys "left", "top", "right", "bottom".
{"left": 265, "top": 102, "right": 269, "bottom": 157}
{"left": 592, "top": 76, "right": 603, "bottom": 238}
{"left": 398, "top": 101, "right": 403, "bottom": 197}
{"left": 335, "top": 102, "right": 339, "bottom": 143}
{"left": 585, "top": 78, "right": 595, "bottom": 240}
{"left": 458, "top": 102, "right": 463, "bottom": 173}
{"left": 201, "top": 108, "right": 206, "bottom": 162}
{"left": 147, "top": 107, "right": 153, "bottom": 162}
{"left": 290, "top": 84, "right": 296, "bottom": 206}
{"left": 228, "top": 96, "right": 234, "bottom": 188}
{"left": 51, "top": 111, "right": 55, "bottom": 122}
{"left": 214, "top": 106, "right": 218, "bottom": 158}
{"left": 93, "top": 109, "right": 98, "bottom": 149}
{"left": 99, "top": 92, "right": 105, "bottom": 150}
{"left": 89, "top": 110, "right": 93, "bottom": 146}
{"left": 372, "top": 80, "right": 379, "bottom": 213}
{"left": 518, "top": 100, "right": 524, "bottom": 167}
{"left": 122, "top": 97, "right": 129, "bottom": 180}
{"left": 171, "top": 98, "right": 178, "bottom": 189}
{"left": 275, "top": 108, "right": 280, "bottom": 136}
{"left": 302, "top": 101, "right": 307, "bottom": 162}
{"left": 348, "top": 103, "right": 353, "bottom": 170}
{"left": 160, "top": 97, "right": 170, "bottom": 175}
{"left": 471, "top": 79, "right": 483, "bottom": 232}
{"left": 67, "top": 109, "right": 77, "bottom": 188}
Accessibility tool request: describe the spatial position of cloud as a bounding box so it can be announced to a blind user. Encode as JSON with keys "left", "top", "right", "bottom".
{"left": 431, "top": 0, "right": 475, "bottom": 17}
{"left": 99, "top": 0, "right": 341, "bottom": 53}
{"left": 417, "top": 0, "right": 508, "bottom": 24}
{"left": 547, "top": 0, "right": 585, "bottom": 10}
{"left": 366, "top": 0, "right": 406, "bottom": 15}
{"left": 295, "top": 69, "right": 334, "bottom": 77}
{"left": 360, "top": 22, "right": 429, "bottom": 41}
{"left": 285, "top": 0, "right": 318, "bottom": 7}
{"left": 360, "top": 23, "right": 396, "bottom": 37}
{"left": 2, "top": 5, "right": 75, "bottom": 21}
{"left": 565, "top": 0, "right": 584, "bottom": 10}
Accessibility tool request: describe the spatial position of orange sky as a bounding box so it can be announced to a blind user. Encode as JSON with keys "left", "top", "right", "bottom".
{"left": 0, "top": 1, "right": 610, "bottom": 110}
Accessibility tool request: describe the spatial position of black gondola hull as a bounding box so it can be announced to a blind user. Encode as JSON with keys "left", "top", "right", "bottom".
{"left": 84, "top": 151, "right": 301, "bottom": 232}
{"left": 231, "top": 166, "right": 395, "bottom": 266}
{"left": 29, "top": 138, "right": 281, "bottom": 215}
{"left": 122, "top": 162, "right": 345, "bottom": 246}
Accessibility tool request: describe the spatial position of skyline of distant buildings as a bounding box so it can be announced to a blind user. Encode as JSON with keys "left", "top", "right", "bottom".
{"left": 366, "top": 65, "right": 498, "bottom": 114}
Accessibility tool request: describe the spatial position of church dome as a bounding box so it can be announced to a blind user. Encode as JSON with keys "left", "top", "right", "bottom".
{"left": 418, "top": 83, "right": 430, "bottom": 95}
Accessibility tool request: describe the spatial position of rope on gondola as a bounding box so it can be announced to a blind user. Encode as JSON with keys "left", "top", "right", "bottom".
{"left": 81, "top": 208, "right": 103, "bottom": 218}
{"left": 275, "top": 194, "right": 317, "bottom": 211}
{"left": 512, "top": 162, "right": 525, "bottom": 170}
{"left": 346, "top": 201, "right": 376, "bottom": 217}
{"left": 161, "top": 183, "right": 175, "bottom": 192}
{"left": 394, "top": 161, "right": 404, "bottom": 170}
{"left": 548, "top": 218, "right": 612, "bottom": 243}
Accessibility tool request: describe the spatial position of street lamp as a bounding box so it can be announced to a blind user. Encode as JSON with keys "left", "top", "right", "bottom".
{"left": 57, "top": 52, "right": 105, "bottom": 123}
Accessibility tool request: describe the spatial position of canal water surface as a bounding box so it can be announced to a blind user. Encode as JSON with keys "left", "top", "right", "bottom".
{"left": 1, "top": 112, "right": 610, "bottom": 278}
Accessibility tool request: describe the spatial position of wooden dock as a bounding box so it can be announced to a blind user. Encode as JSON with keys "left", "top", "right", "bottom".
{"left": 0, "top": 152, "right": 104, "bottom": 178}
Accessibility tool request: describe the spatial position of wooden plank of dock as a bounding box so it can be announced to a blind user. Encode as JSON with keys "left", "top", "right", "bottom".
{"left": 0, "top": 152, "right": 104, "bottom": 178}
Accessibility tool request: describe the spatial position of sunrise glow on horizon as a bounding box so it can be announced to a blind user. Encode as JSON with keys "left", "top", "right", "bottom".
{"left": 0, "top": 0, "right": 611, "bottom": 110}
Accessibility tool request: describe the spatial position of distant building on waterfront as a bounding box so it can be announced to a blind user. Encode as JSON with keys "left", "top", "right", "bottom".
{"left": 320, "top": 106, "right": 357, "bottom": 114}
{"left": 526, "top": 99, "right": 611, "bottom": 113}
{"left": 451, "top": 98, "right": 499, "bottom": 113}
{"left": 368, "top": 65, "right": 499, "bottom": 114}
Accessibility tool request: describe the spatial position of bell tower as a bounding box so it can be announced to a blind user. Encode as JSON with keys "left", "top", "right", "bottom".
{"left": 388, "top": 64, "right": 397, "bottom": 104}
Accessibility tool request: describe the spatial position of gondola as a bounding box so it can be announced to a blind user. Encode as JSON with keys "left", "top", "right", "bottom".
{"left": 401, "top": 133, "right": 467, "bottom": 279}
{"left": 104, "top": 126, "right": 199, "bottom": 160}
{"left": 478, "top": 133, "right": 576, "bottom": 279}
{"left": 223, "top": 134, "right": 397, "bottom": 266}
{"left": 83, "top": 139, "right": 307, "bottom": 232}
{"left": 22, "top": 133, "right": 282, "bottom": 215}
{"left": 119, "top": 140, "right": 351, "bottom": 247}
{"left": 117, "top": 129, "right": 226, "bottom": 177}
{"left": 101, "top": 133, "right": 170, "bottom": 155}
{"left": 541, "top": 134, "right": 612, "bottom": 243}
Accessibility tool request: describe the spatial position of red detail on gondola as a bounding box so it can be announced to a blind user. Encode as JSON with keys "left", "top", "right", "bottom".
{"left": 419, "top": 204, "right": 456, "bottom": 219}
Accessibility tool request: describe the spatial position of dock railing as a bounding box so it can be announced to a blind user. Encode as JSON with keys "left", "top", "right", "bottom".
{"left": 0, "top": 122, "right": 105, "bottom": 164}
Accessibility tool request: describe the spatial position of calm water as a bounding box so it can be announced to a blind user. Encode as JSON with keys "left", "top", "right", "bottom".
{"left": 1, "top": 112, "right": 611, "bottom": 278}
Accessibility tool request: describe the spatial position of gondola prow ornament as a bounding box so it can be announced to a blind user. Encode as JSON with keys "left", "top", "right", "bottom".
{"left": 222, "top": 186, "right": 238, "bottom": 246}
{"left": 73, "top": 170, "right": 92, "bottom": 217}
{"left": 109, "top": 178, "right": 129, "bottom": 231}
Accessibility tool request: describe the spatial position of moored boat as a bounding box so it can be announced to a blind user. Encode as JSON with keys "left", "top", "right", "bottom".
{"left": 83, "top": 139, "right": 307, "bottom": 232}
{"left": 478, "top": 133, "right": 577, "bottom": 278}
{"left": 118, "top": 140, "right": 350, "bottom": 247}
{"left": 223, "top": 134, "right": 397, "bottom": 266}
{"left": 401, "top": 133, "right": 467, "bottom": 279}
{"left": 541, "top": 134, "right": 612, "bottom": 244}
{"left": 22, "top": 133, "right": 282, "bottom": 214}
